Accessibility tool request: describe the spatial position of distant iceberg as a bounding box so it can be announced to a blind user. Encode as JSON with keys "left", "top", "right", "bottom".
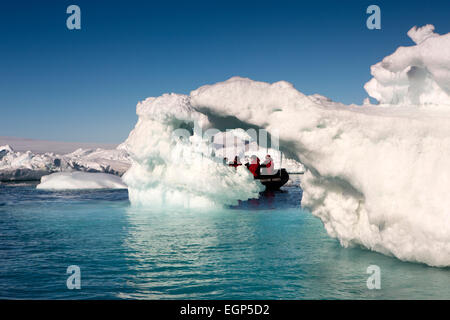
{"left": 0, "top": 144, "right": 130, "bottom": 182}
{"left": 36, "top": 172, "right": 127, "bottom": 190}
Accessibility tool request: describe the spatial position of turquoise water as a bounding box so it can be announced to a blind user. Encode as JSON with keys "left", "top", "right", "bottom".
{"left": 0, "top": 177, "right": 449, "bottom": 299}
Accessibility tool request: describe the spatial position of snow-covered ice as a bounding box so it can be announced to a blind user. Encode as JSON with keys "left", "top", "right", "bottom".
{"left": 364, "top": 25, "right": 450, "bottom": 106}
{"left": 0, "top": 144, "right": 130, "bottom": 182}
{"left": 121, "top": 94, "right": 264, "bottom": 208}
{"left": 188, "top": 73, "right": 450, "bottom": 267}
{"left": 36, "top": 172, "right": 127, "bottom": 190}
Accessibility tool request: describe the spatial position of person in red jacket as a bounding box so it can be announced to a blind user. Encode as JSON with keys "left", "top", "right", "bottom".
{"left": 261, "top": 154, "right": 274, "bottom": 175}
{"left": 246, "top": 155, "right": 261, "bottom": 177}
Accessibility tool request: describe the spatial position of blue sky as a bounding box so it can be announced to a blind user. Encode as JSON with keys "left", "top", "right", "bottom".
{"left": 1, "top": 0, "right": 449, "bottom": 143}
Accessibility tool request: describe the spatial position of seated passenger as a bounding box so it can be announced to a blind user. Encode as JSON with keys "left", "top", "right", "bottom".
{"left": 245, "top": 155, "right": 261, "bottom": 177}
{"left": 261, "top": 154, "right": 274, "bottom": 175}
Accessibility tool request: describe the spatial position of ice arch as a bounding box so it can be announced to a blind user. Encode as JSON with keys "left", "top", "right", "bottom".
{"left": 122, "top": 23, "right": 450, "bottom": 267}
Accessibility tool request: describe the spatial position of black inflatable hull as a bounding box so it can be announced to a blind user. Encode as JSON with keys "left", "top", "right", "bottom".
{"left": 256, "top": 169, "right": 289, "bottom": 190}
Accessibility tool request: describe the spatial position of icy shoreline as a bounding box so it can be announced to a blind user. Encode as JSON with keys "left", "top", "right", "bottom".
{"left": 0, "top": 144, "right": 131, "bottom": 182}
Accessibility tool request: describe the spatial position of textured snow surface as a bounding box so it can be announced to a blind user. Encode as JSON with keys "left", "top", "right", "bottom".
{"left": 189, "top": 75, "right": 450, "bottom": 267}
{"left": 122, "top": 93, "right": 264, "bottom": 208}
{"left": 364, "top": 25, "right": 450, "bottom": 106}
{"left": 37, "top": 172, "right": 127, "bottom": 190}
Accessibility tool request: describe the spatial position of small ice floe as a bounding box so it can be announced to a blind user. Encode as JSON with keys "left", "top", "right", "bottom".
{"left": 36, "top": 172, "right": 127, "bottom": 190}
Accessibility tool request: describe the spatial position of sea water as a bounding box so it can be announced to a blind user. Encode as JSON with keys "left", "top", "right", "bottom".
{"left": 0, "top": 176, "right": 449, "bottom": 299}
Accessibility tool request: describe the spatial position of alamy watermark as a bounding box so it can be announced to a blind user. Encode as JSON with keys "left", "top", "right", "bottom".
{"left": 65, "top": 5, "right": 381, "bottom": 31}
{"left": 66, "top": 265, "right": 81, "bottom": 289}
{"left": 171, "top": 122, "right": 280, "bottom": 167}
{"left": 366, "top": 265, "right": 381, "bottom": 289}
{"left": 366, "top": 5, "right": 381, "bottom": 30}
{"left": 66, "top": 5, "right": 81, "bottom": 30}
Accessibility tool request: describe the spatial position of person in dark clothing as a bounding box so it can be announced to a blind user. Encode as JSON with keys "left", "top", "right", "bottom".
{"left": 229, "top": 156, "right": 242, "bottom": 168}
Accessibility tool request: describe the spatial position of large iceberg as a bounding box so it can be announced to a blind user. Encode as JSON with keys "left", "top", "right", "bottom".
{"left": 119, "top": 25, "right": 450, "bottom": 266}
{"left": 187, "top": 73, "right": 450, "bottom": 267}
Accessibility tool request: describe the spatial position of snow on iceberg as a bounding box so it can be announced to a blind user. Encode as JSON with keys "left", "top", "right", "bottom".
{"left": 122, "top": 93, "right": 264, "bottom": 208}
{"left": 364, "top": 25, "right": 450, "bottom": 106}
{"left": 63, "top": 148, "right": 130, "bottom": 175}
{"left": 36, "top": 172, "right": 127, "bottom": 190}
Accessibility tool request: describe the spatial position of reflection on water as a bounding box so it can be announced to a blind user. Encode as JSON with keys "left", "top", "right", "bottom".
{"left": 120, "top": 176, "right": 304, "bottom": 299}
{"left": 1, "top": 177, "right": 450, "bottom": 299}
{"left": 119, "top": 176, "right": 450, "bottom": 299}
